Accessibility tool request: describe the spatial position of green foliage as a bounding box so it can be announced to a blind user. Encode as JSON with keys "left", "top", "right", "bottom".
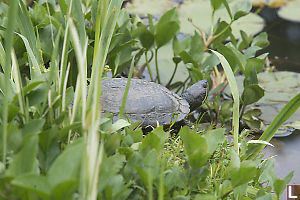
{"left": 0, "top": 0, "right": 296, "bottom": 199}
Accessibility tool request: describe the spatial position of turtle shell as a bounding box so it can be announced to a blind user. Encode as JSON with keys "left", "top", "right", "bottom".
{"left": 101, "top": 78, "right": 190, "bottom": 127}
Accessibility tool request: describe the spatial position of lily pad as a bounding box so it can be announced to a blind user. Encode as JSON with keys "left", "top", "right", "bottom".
{"left": 278, "top": 0, "right": 300, "bottom": 23}
{"left": 178, "top": 0, "right": 265, "bottom": 38}
{"left": 125, "top": 0, "right": 178, "bottom": 16}
{"left": 250, "top": 0, "right": 288, "bottom": 8}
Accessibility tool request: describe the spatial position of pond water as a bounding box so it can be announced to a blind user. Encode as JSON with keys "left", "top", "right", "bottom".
{"left": 259, "top": 7, "right": 300, "bottom": 73}
{"left": 258, "top": 6, "right": 300, "bottom": 198}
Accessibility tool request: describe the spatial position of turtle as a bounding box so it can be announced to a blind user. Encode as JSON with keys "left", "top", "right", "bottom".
{"left": 101, "top": 78, "right": 208, "bottom": 128}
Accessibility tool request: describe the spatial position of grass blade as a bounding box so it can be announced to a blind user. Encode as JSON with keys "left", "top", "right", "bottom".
{"left": 2, "top": 0, "right": 18, "bottom": 167}
{"left": 211, "top": 50, "right": 240, "bottom": 154}
{"left": 119, "top": 54, "right": 136, "bottom": 119}
{"left": 247, "top": 93, "right": 300, "bottom": 159}
{"left": 11, "top": 49, "right": 27, "bottom": 123}
{"left": 17, "top": 0, "right": 41, "bottom": 68}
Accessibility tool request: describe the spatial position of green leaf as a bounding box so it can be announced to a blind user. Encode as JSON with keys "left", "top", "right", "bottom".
{"left": 47, "top": 139, "right": 84, "bottom": 187}
{"left": 179, "top": 126, "right": 208, "bottom": 169}
{"left": 157, "top": 7, "right": 179, "bottom": 24}
{"left": 179, "top": 50, "right": 197, "bottom": 67}
{"left": 6, "top": 134, "right": 39, "bottom": 177}
{"left": 155, "top": 21, "right": 180, "bottom": 49}
{"left": 217, "top": 44, "right": 245, "bottom": 74}
{"left": 27, "top": 82, "right": 49, "bottom": 106}
{"left": 172, "top": 36, "right": 191, "bottom": 56}
{"left": 211, "top": 50, "right": 240, "bottom": 153}
{"left": 213, "top": 21, "right": 232, "bottom": 45}
{"left": 51, "top": 180, "right": 78, "bottom": 200}
{"left": 230, "top": 160, "right": 257, "bottom": 187}
{"left": 242, "top": 84, "right": 264, "bottom": 106}
{"left": 218, "top": 180, "right": 232, "bottom": 198}
{"left": 238, "top": 30, "right": 253, "bottom": 50}
{"left": 21, "top": 119, "right": 45, "bottom": 136}
{"left": 189, "top": 32, "right": 205, "bottom": 63}
{"left": 232, "top": 0, "right": 251, "bottom": 20}
{"left": 258, "top": 159, "right": 275, "bottom": 184}
{"left": 140, "top": 127, "right": 168, "bottom": 152}
{"left": 210, "top": 0, "right": 222, "bottom": 11}
{"left": 203, "top": 128, "right": 225, "bottom": 155}
{"left": 165, "top": 168, "right": 187, "bottom": 191}
{"left": 11, "top": 174, "right": 51, "bottom": 197}
{"left": 133, "top": 25, "right": 154, "bottom": 50}
{"left": 252, "top": 32, "right": 269, "bottom": 48}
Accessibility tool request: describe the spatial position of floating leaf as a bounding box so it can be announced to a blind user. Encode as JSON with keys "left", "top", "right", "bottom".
{"left": 278, "top": 0, "right": 300, "bottom": 23}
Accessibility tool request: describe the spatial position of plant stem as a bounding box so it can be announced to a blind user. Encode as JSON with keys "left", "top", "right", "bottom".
{"left": 166, "top": 62, "right": 178, "bottom": 88}
{"left": 155, "top": 48, "right": 160, "bottom": 84}
{"left": 119, "top": 55, "right": 136, "bottom": 119}
{"left": 145, "top": 51, "right": 154, "bottom": 82}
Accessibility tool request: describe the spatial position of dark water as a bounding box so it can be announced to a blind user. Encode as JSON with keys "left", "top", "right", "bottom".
{"left": 258, "top": 7, "right": 300, "bottom": 73}
{"left": 257, "top": 7, "right": 300, "bottom": 198}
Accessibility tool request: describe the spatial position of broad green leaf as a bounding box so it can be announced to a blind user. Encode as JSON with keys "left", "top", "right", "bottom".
{"left": 6, "top": 134, "right": 39, "bottom": 177}
{"left": 179, "top": 50, "right": 197, "bottom": 67}
{"left": 210, "top": 0, "right": 222, "bottom": 11}
{"left": 140, "top": 127, "right": 168, "bottom": 152}
{"left": 111, "top": 119, "right": 131, "bottom": 132}
{"left": 6, "top": 123, "right": 22, "bottom": 153}
{"left": 155, "top": 21, "right": 180, "bottom": 49}
{"left": 230, "top": 160, "right": 257, "bottom": 187}
{"left": 252, "top": 32, "right": 269, "bottom": 49}
{"left": 238, "top": 30, "right": 253, "bottom": 50}
{"left": 217, "top": 44, "right": 245, "bottom": 74}
{"left": 47, "top": 139, "right": 84, "bottom": 187}
{"left": 51, "top": 180, "right": 78, "bottom": 200}
{"left": 179, "top": 126, "right": 209, "bottom": 169}
{"left": 98, "top": 154, "right": 126, "bottom": 193}
{"left": 165, "top": 168, "right": 187, "bottom": 191}
{"left": 242, "top": 84, "right": 264, "bottom": 106}
{"left": 139, "top": 28, "right": 154, "bottom": 50}
{"left": 27, "top": 82, "right": 49, "bottom": 106}
{"left": 157, "top": 7, "right": 179, "bottom": 24}
{"left": 232, "top": 0, "right": 251, "bottom": 20}
{"left": 189, "top": 32, "right": 205, "bottom": 63}
{"left": 213, "top": 21, "right": 232, "bottom": 44}
{"left": 203, "top": 128, "right": 225, "bottom": 155}
{"left": 21, "top": 119, "right": 45, "bottom": 136}
{"left": 218, "top": 180, "right": 232, "bottom": 198}
{"left": 11, "top": 174, "right": 51, "bottom": 197}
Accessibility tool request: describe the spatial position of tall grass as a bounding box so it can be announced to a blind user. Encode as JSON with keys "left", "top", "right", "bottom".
{"left": 211, "top": 50, "right": 240, "bottom": 154}
{"left": 1, "top": 0, "right": 123, "bottom": 199}
{"left": 2, "top": 0, "right": 18, "bottom": 167}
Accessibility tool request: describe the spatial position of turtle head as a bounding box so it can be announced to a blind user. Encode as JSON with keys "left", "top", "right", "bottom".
{"left": 181, "top": 80, "right": 208, "bottom": 112}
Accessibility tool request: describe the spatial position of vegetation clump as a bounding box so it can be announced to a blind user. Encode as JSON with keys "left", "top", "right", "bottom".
{"left": 0, "top": 0, "right": 299, "bottom": 199}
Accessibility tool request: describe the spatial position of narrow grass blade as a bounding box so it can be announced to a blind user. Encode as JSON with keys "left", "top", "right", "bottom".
{"left": 59, "top": 19, "right": 70, "bottom": 96}
{"left": 119, "top": 55, "right": 136, "bottom": 119}
{"left": 2, "top": 0, "right": 18, "bottom": 167}
{"left": 17, "top": 0, "right": 41, "bottom": 67}
{"left": 68, "top": 17, "right": 88, "bottom": 126}
{"left": 11, "top": 49, "right": 26, "bottom": 123}
{"left": 247, "top": 93, "right": 300, "bottom": 159}
{"left": 211, "top": 50, "right": 240, "bottom": 154}
{"left": 0, "top": 41, "right": 5, "bottom": 69}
